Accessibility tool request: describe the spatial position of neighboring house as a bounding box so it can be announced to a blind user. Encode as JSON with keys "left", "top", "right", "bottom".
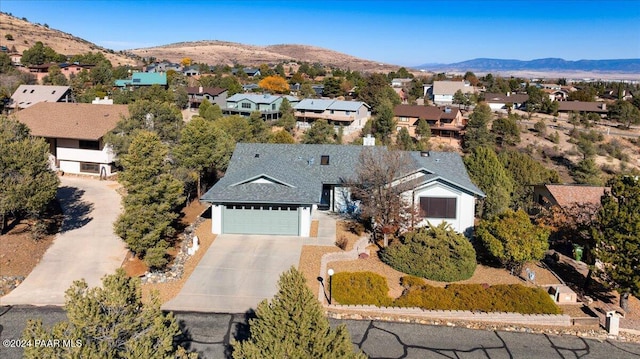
{"left": 114, "top": 72, "right": 168, "bottom": 88}
{"left": 483, "top": 92, "right": 530, "bottom": 111}
{"left": 183, "top": 66, "right": 200, "bottom": 77}
{"left": 232, "top": 67, "right": 261, "bottom": 78}
{"left": 9, "top": 52, "right": 22, "bottom": 64}
{"left": 201, "top": 143, "right": 484, "bottom": 237}
{"left": 224, "top": 93, "right": 299, "bottom": 120}
{"left": 391, "top": 78, "right": 413, "bottom": 88}
{"left": 294, "top": 99, "right": 370, "bottom": 133}
{"left": 533, "top": 184, "right": 608, "bottom": 209}
{"left": 312, "top": 84, "right": 324, "bottom": 97}
{"left": 393, "top": 104, "right": 465, "bottom": 138}
{"left": 186, "top": 86, "right": 228, "bottom": 109}
{"left": 431, "top": 81, "right": 475, "bottom": 104}
{"left": 12, "top": 102, "right": 129, "bottom": 177}
{"left": 542, "top": 88, "right": 569, "bottom": 101}
{"left": 59, "top": 63, "right": 94, "bottom": 79}
{"left": 557, "top": 101, "right": 608, "bottom": 114}
{"left": 9, "top": 85, "right": 72, "bottom": 110}
{"left": 242, "top": 83, "right": 260, "bottom": 92}
{"left": 146, "top": 61, "right": 181, "bottom": 73}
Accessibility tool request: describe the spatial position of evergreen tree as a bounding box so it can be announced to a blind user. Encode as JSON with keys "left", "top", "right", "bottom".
{"left": 462, "top": 103, "right": 494, "bottom": 152}
{"left": 571, "top": 158, "right": 602, "bottom": 185}
{"left": 498, "top": 150, "right": 559, "bottom": 210}
{"left": 214, "top": 115, "right": 253, "bottom": 143}
{"left": 491, "top": 114, "right": 520, "bottom": 146}
{"left": 302, "top": 119, "right": 335, "bottom": 144}
{"left": 414, "top": 119, "right": 431, "bottom": 145}
{"left": 0, "top": 117, "right": 59, "bottom": 232}
{"left": 268, "top": 129, "right": 296, "bottom": 144}
{"left": 42, "top": 64, "right": 68, "bottom": 86}
{"left": 248, "top": 111, "right": 269, "bottom": 142}
{"left": 174, "top": 117, "right": 234, "bottom": 197}
{"left": 278, "top": 98, "right": 296, "bottom": 133}
{"left": 23, "top": 269, "right": 196, "bottom": 359}
{"left": 464, "top": 146, "right": 514, "bottom": 219}
{"left": 593, "top": 175, "right": 640, "bottom": 312}
{"left": 115, "top": 131, "right": 184, "bottom": 268}
{"left": 371, "top": 98, "right": 396, "bottom": 145}
{"left": 476, "top": 209, "right": 550, "bottom": 274}
{"left": 395, "top": 127, "right": 414, "bottom": 150}
{"left": 232, "top": 267, "right": 366, "bottom": 359}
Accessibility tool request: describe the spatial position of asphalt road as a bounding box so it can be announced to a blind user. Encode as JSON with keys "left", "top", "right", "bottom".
{"left": 2, "top": 307, "right": 639, "bottom": 359}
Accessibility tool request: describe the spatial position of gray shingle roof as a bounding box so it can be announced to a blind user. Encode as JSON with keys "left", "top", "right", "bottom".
{"left": 294, "top": 99, "right": 369, "bottom": 112}
{"left": 201, "top": 144, "right": 484, "bottom": 205}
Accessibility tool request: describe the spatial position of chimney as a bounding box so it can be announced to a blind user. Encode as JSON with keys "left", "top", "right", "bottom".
{"left": 506, "top": 92, "right": 511, "bottom": 97}
{"left": 199, "top": 86, "right": 203, "bottom": 93}
{"left": 600, "top": 103, "right": 606, "bottom": 110}
{"left": 363, "top": 134, "right": 375, "bottom": 146}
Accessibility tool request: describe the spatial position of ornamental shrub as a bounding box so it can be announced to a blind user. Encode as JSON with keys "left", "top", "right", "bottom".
{"left": 332, "top": 272, "right": 393, "bottom": 306}
{"left": 379, "top": 223, "right": 476, "bottom": 282}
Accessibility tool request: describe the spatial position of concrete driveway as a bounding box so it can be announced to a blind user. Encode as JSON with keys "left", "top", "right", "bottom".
{"left": 163, "top": 234, "right": 303, "bottom": 313}
{"left": 1, "top": 176, "right": 127, "bottom": 306}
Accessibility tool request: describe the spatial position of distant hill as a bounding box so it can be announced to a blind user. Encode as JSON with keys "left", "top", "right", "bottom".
{"left": 0, "top": 12, "right": 139, "bottom": 66}
{"left": 128, "top": 41, "right": 402, "bottom": 73}
{"left": 418, "top": 58, "right": 640, "bottom": 74}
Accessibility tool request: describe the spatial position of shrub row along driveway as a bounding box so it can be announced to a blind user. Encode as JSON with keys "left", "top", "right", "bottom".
{"left": 1, "top": 176, "right": 128, "bottom": 306}
{"left": 163, "top": 234, "right": 303, "bottom": 313}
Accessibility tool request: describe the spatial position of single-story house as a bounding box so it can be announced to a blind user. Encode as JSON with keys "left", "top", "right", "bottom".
{"left": 391, "top": 78, "right": 413, "bottom": 88}
{"left": 201, "top": 143, "right": 484, "bottom": 237}
{"left": 557, "top": 101, "right": 608, "bottom": 114}
{"left": 183, "top": 66, "right": 200, "bottom": 77}
{"left": 114, "top": 72, "right": 168, "bottom": 88}
{"left": 393, "top": 104, "right": 465, "bottom": 138}
{"left": 146, "top": 61, "right": 181, "bottom": 73}
{"left": 186, "top": 86, "right": 228, "bottom": 109}
{"left": 533, "top": 184, "right": 608, "bottom": 209}
{"left": 224, "top": 93, "right": 299, "bottom": 120}
{"left": 9, "top": 85, "right": 73, "bottom": 110}
{"left": 431, "top": 81, "right": 475, "bottom": 104}
{"left": 242, "top": 83, "right": 260, "bottom": 92}
{"left": 484, "top": 92, "right": 530, "bottom": 111}
{"left": 294, "top": 99, "right": 370, "bottom": 132}
{"left": 12, "top": 102, "right": 129, "bottom": 177}
{"left": 232, "top": 67, "right": 261, "bottom": 78}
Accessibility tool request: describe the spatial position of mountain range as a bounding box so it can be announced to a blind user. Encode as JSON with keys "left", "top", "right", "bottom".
{"left": 418, "top": 58, "right": 640, "bottom": 74}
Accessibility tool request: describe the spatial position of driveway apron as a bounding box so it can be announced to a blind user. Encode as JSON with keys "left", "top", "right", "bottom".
{"left": 163, "top": 234, "right": 303, "bottom": 313}
{"left": 1, "top": 176, "right": 127, "bottom": 306}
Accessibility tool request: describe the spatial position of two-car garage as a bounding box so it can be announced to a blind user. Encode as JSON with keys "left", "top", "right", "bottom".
{"left": 221, "top": 204, "right": 300, "bottom": 236}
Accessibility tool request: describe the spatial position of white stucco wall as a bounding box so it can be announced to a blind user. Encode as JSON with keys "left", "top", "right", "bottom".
{"left": 434, "top": 94, "right": 454, "bottom": 104}
{"left": 407, "top": 181, "right": 476, "bottom": 235}
{"left": 211, "top": 205, "right": 222, "bottom": 234}
{"left": 299, "top": 206, "right": 312, "bottom": 237}
{"left": 59, "top": 160, "right": 80, "bottom": 174}
{"left": 488, "top": 103, "right": 505, "bottom": 111}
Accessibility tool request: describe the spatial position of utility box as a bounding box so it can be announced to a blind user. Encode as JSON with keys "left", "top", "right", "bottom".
{"left": 549, "top": 285, "right": 577, "bottom": 303}
{"left": 606, "top": 311, "right": 620, "bottom": 335}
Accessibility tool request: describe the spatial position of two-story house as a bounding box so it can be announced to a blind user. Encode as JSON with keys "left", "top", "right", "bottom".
{"left": 431, "top": 81, "right": 475, "bottom": 105}
{"left": 224, "top": 93, "right": 299, "bottom": 120}
{"left": 114, "top": 72, "right": 168, "bottom": 89}
{"left": 393, "top": 104, "right": 465, "bottom": 138}
{"left": 294, "top": 99, "right": 370, "bottom": 133}
{"left": 13, "top": 102, "right": 129, "bottom": 177}
{"left": 186, "top": 86, "right": 228, "bottom": 109}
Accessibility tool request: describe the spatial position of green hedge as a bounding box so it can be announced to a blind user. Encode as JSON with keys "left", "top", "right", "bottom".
{"left": 380, "top": 224, "right": 476, "bottom": 282}
{"left": 332, "top": 271, "right": 393, "bottom": 306}
{"left": 331, "top": 272, "right": 560, "bottom": 314}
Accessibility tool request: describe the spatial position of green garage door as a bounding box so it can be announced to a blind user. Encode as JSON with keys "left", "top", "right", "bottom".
{"left": 222, "top": 204, "right": 299, "bottom": 235}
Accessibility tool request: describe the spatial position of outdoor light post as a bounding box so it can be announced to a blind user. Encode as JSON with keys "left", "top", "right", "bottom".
{"left": 327, "top": 268, "right": 334, "bottom": 305}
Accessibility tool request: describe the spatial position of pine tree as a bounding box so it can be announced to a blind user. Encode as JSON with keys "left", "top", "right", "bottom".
{"left": 462, "top": 102, "right": 494, "bottom": 152}
{"left": 232, "top": 267, "right": 366, "bottom": 359}
{"left": 464, "top": 146, "right": 514, "bottom": 219}
{"left": 115, "top": 131, "right": 184, "bottom": 268}
{"left": 571, "top": 158, "right": 602, "bottom": 185}
{"left": 593, "top": 175, "right": 640, "bottom": 312}
{"left": 395, "top": 127, "right": 414, "bottom": 150}
{"left": 22, "top": 269, "right": 196, "bottom": 359}
{"left": 0, "top": 117, "right": 59, "bottom": 233}
{"left": 302, "top": 119, "right": 335, "bottom": 144}
{"left": 248, "top": 111, "right": 269, "bottom": 142}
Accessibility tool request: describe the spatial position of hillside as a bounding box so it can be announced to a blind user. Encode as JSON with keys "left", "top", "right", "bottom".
{"left": 128, "top": 40, "right": 402, "bottom": 72}
{"left": 0, "top": 12, "right": 139, "bottom": 66}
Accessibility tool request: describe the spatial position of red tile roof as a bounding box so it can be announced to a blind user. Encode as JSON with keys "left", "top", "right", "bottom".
{"left": 13, "top": 102, "right": 129, "bottom": 140}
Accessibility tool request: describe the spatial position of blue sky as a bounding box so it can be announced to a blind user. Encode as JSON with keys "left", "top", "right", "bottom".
{"left": 2, "top": 0, "right": 639, "bottom": 66}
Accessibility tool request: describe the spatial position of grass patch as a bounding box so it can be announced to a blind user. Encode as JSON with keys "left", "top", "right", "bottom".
{"left": 332, "top": 272, "right": 560, "bottom": 314}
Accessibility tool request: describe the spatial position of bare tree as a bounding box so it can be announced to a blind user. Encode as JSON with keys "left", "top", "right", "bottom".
{"left": 349, "top": 148, "right": 415, "bottom": 247}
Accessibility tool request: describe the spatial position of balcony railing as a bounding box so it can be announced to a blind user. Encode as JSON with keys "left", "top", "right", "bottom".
{"left": 56, "top": 146, "right": 115, "bottom": 164}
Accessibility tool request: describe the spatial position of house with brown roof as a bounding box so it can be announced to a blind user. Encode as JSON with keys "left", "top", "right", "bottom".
{"left": 484, "top": 92, "right": 530, "bottom": 111}
{"left": 533, "top": 184, "right": 608, "bottom": 209}
{"left": 557, "top": 101, "right": 608, "bottom": 114}
{"left": 12, "top": 102, "right": 129, "bottom": 177}
{"left": 186, "top": 86, "right": 228, "bottom": 109}
{"left": 9, "top": 85, "right": 72, "bottom": 111}
{"left": 393, "top": 104, "right": 465, "bottom": 138}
